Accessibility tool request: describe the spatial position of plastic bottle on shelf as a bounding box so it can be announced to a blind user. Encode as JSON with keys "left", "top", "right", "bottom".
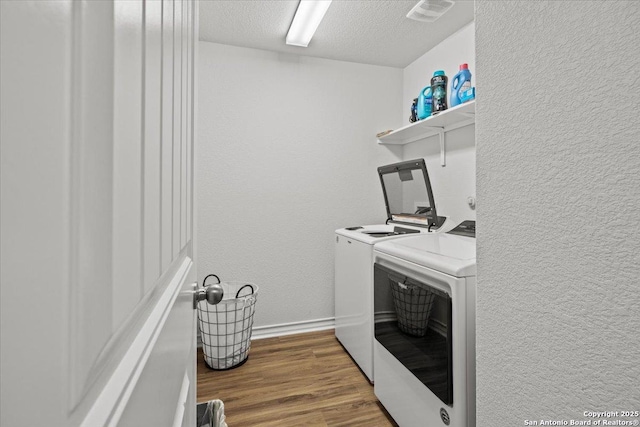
{"left": 450, "top": 63, "right": 472, "bottom": 107}
{"left": 416, "top": 86, "right": 432, "bottom": 120}
{"left": 431, "top": 70, "right": 448, "bottom": 114}
{"left": 410, "top": 98, "right": 418, "bottom": 122}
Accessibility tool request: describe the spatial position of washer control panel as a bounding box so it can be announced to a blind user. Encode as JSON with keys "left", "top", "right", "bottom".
{"left": 447, "top": 220, "right": 475, "bottom": 238}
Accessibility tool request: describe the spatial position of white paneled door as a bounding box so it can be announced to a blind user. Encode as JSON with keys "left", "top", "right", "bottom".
{"left": 0, "top": 1, "right": 199, "bottom": 426}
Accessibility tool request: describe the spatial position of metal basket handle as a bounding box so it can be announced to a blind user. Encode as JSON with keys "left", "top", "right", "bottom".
{"left": 202, "top": 274, "right": 221, "bottom": 287}
{"left": 235, "top": 284, "right": 254, "bottom": 298}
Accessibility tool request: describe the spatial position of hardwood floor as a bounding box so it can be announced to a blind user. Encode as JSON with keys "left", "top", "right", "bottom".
{"left": 197, "top": 330, "right": 397, "bottom": 426}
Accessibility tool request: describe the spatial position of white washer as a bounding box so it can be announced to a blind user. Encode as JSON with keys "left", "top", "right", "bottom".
{"left": 334, "top": 224, "right": 430, "bottom": 382}
{"left": 373, "top": 229, "right": 476, "bottom": 427}
{"left": 334, "top": 159, "right": 447, "bottom": 383}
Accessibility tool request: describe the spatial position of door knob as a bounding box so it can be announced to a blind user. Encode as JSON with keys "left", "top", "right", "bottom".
{"left": 193, "top": 283, "right": 224, "bottom": 309}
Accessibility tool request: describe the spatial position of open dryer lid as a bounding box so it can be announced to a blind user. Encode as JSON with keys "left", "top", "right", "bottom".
{"left": 377, "top": 159, "right": 443, "bottom": 229}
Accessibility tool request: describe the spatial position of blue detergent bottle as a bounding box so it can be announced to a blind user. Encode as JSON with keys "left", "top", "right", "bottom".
{"left": 416, "top": 85, "right": 432, "bottom": 120}
{"left": 450, "top": 63, "right": 472, "bottom": 107}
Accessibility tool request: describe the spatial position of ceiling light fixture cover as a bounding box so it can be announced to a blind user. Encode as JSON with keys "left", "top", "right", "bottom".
{"left": 406, "top": 0, "right": 455, "bottom": 22}
{"left": 286, "top": 0, "right": 332, "bottom": 47}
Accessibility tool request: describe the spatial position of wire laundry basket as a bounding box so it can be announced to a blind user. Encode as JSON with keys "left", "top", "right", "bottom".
{"left": 389, "top": 277, "right": 435, "bottom": 337}
{"left": 197, "top": 274, "right": 259, "bottom": 370}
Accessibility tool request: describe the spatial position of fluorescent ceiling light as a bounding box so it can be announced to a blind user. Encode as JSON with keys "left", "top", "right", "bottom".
{"left": 286, "top": 0, "right": 332, "bottom": 47}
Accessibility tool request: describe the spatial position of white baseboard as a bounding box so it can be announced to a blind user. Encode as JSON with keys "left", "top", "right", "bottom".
{"left": 197, "top": 317, "right": 335, "bottom": 347}
{"left": 251, "top": 317, "right": 335, "bottom": 340}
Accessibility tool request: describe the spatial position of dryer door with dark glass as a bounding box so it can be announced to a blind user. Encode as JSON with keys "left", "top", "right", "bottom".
{"left": 373, "top": 262, "right": 453, "bottom": 405}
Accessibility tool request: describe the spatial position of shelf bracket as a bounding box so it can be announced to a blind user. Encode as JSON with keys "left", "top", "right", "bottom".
{"left": 438, "top": 129, "right": 446, "bottom": 167}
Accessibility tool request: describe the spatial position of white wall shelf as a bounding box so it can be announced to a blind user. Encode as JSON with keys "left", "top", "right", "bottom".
{"left": 377, "top": 100, "right": 475, "bottom": 166}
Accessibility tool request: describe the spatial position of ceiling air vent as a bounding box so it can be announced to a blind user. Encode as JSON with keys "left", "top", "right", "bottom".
{"left": 406, "top": 0, "right": 455, "bottom": 22}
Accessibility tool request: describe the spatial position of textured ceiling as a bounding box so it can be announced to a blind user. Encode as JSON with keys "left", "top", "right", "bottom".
{"left": 199, "top": 0, "right": 474, "bottom": 68}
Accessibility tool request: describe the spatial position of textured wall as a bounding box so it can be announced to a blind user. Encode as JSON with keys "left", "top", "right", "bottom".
{"left": 403, "top": 23, "right": 476, "bottom": 225}
{"left": 476, "top": 1, "right": 640, "bottom": 425}
{"left": 197, "top": 42, "right": 402, "bottom": 328}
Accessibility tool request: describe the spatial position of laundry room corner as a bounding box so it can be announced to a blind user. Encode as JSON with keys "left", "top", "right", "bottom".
{"left": 401, "top": 22, "right": 476, "bottom": 227}
{"left": 196, "top": 41, "right": 404, "bottom": 334}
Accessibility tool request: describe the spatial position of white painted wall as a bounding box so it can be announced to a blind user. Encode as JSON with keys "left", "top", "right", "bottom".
{"left": 402, "top": 23, "right": 476, "bottom": 225}
{"left": 476, "top": 1, "right": 640, "bottom": 425}
{"left": 197, "top": 42, "right": 402, "bottom": 329}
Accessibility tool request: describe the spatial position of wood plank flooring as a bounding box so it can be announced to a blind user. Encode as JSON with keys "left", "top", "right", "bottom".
{"left": 197, "top": 329, "right": 397, "bottom": 426}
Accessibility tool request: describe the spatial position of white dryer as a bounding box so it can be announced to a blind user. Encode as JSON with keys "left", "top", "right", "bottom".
{"left": 335, "top": 159, "right": 447, "bottom": 383}
{"left": 372, "top": 222, "right": 476, "bottom": 427}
